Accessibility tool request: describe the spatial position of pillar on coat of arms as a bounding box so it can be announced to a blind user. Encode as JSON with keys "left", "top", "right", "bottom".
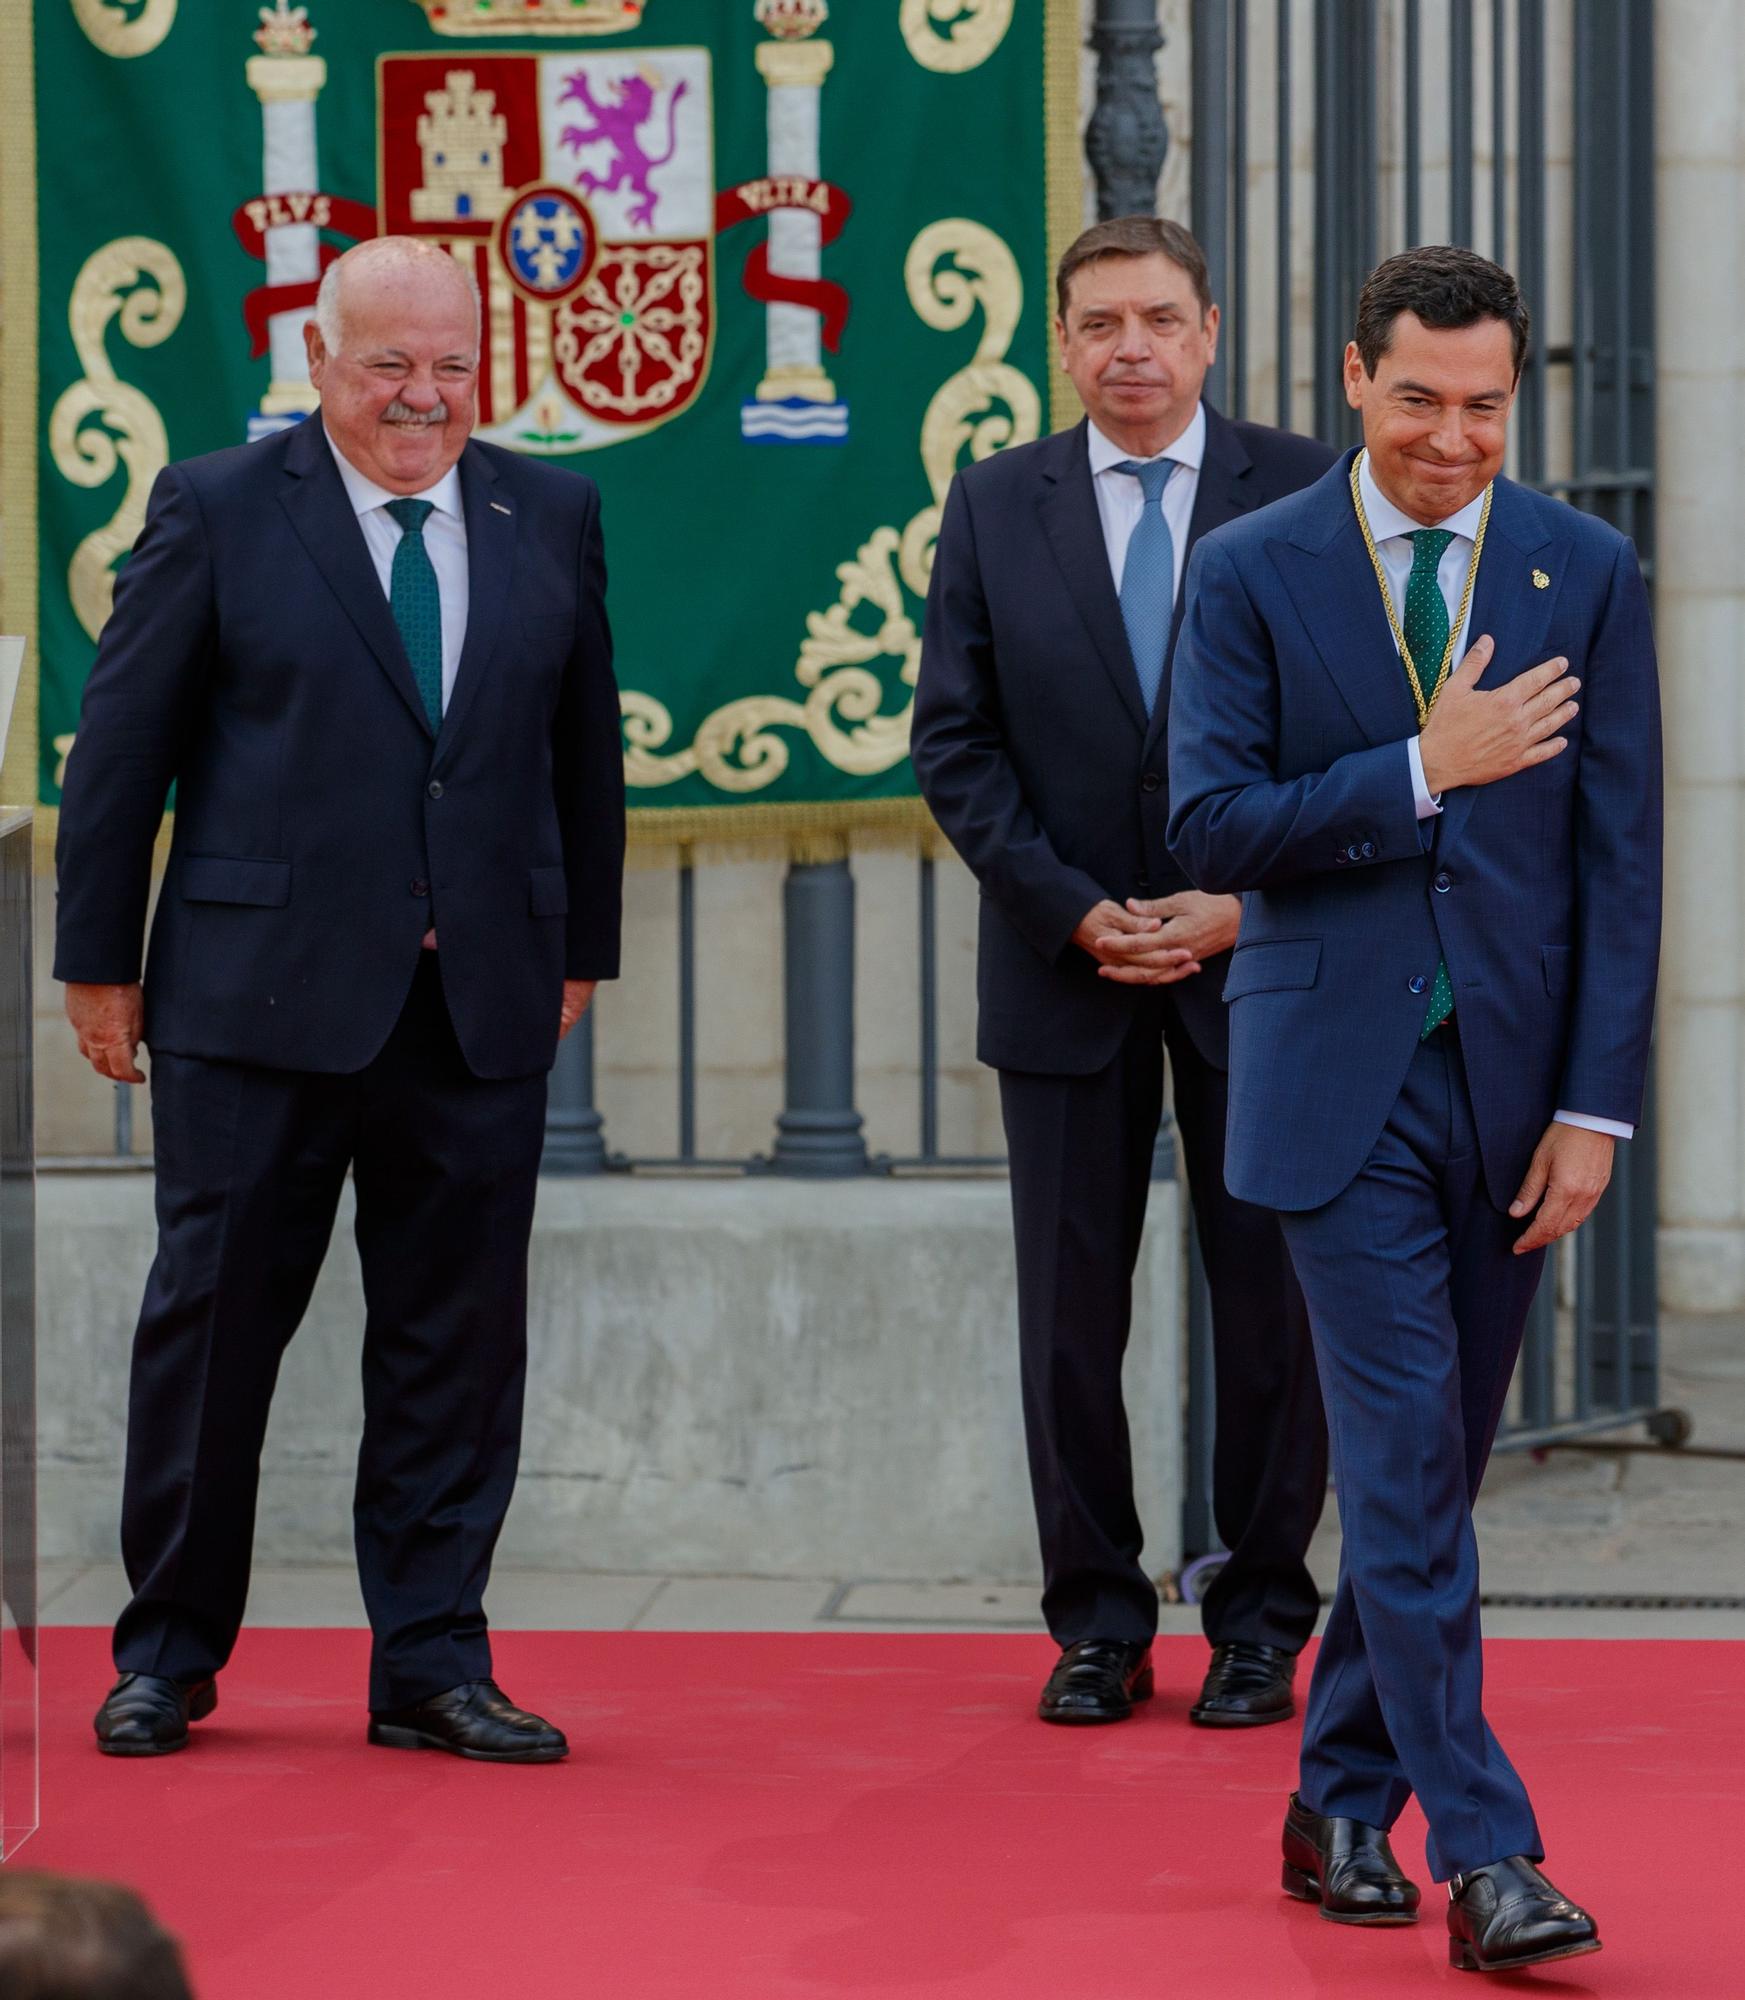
{"left": 246, "top": 3, "right": 327, "bottom": 432}
{"left": 744, "top": 0, "right": 848, "bottom": 444}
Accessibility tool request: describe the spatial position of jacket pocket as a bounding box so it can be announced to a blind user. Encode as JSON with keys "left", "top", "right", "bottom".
{"left": 529, "top": 864, "right": 569, "bottom": 917}
{"left": 180, "top": 855, "right": 291, "bottom": 907}
{"left": 1222, "top": 938, "right": 1322, "bottom": 1001}
{"left": 1542, "top": 943, "right": 1572, "bottom": 997}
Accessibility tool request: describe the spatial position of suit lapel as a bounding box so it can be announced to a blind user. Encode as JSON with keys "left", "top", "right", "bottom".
{"left": 432, "top": 444, "right": 517, "bottom": 757}
{"left": 1036, "top": 422, "right": 1148, "bottom": 734}
{"left": 1150, "top": 403, "right": 1258, "bottom": 755}
{"left": 1433, "top": 476, "right": 1567, "bottom": 857}
{"left": 1268, "top": 453, "right": 1421, "bottom": 750}
{"left": 279, "top": 418, "right": 434, "bottom": 740}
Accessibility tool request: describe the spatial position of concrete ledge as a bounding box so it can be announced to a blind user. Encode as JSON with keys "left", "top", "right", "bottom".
{"left": 37, "top": 1174, "right": 1183, "bottom": 1582}
{"left": 1657, "top": 1226, "right": 1745, "bottom": 1314}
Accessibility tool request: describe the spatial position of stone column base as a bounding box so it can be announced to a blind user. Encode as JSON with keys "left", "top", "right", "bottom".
{"left": 1658, "top": 1227, "right": 1745, "bottom": 1314}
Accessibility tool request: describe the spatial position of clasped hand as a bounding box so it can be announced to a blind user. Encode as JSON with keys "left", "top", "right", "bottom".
{"left": 1073, "top": 891, "right": 1242, "bottom": 987}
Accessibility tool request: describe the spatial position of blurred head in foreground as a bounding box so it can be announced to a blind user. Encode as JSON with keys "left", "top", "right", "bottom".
{"left": 0, "top": 1874, "right": 193, "bottom": 2000}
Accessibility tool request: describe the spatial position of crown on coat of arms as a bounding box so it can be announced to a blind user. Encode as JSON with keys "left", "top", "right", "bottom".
{"left": 255, "top": 1, "right": 316, "bottom": 56}
{"left": 754, "top": 0, "right": 828, "bottom": 38}
{"left": 412, "top": 0, "right": 646, "bottom": 35}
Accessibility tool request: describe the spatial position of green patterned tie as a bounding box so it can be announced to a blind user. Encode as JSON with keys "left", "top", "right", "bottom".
{"left": 386, "top": 497, "right": 443, "bottom": 731}
{"left": 1404, "top": 528, "right": 1455, "bottom": 1037}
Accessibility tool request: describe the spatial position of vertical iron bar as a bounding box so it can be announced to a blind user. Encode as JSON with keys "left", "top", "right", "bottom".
{"left": 1450, "top": 0, "right": 1474, "bottom": 246}
{"left": 1181, "top": 1230, "right": 1220, "bottom": 1557}
{"left": 1514, "top": 0, "right": 1545, "bottom": 486}
{"left": 1313, "top": 0, "right": 1342, "bottom": 441}
{"left": 918, "top": 853, "right": 939, "bottom": 1163}
{"left": 1571, "top": 1, "right": 1594, "bottom": 511}
{"left": 1490, "top": 0, "right": 1506, "bottom": 264}
{"left": 1231, "top": 0, "right": 1249, "bottom": 419}
{"left": 677, "top": 851, "right": 696, "bottom": 1162}
{"left": 1404, "top": 0, "right": 1422, "bottom": 247}
{"left": 1573, "top": 1224, "right": 1596, "bottom": 1421}
{"left": 113, "top": 1082, "right": 133, "bottom": 1159}
{"left": 1275, "top": 0, "right": 1292, "bottom": 431}
{"left": 1521, "top": 1267, "right": 1556, "bottom": 1430}
{"left": 543, "top": 1009, "right": 607, "bottom": 1174}
{"left": 1612, "top": 2, "right": 1633, "bottom": 546}
{"left": 770, "top": 859, "right": 869, "bottom": 1175}
{"left": 1086, "top": 1, "right": 1169, "bottom": 220}
{"left": 1193, "top": 0, "right": 1232, "bottom": 414}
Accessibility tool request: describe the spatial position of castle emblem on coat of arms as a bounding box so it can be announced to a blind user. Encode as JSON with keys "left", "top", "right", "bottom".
{"left": 410, "top": 0, "right": 648, "bottom": 36}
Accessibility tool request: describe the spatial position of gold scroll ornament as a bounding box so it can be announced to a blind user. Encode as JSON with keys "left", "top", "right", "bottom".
{"left": 71, "top": 0, "right": 179, "bottom": 58}
{"left": 49, "top": 237, "right": 187, "bottom": 642}
{"left": 899, "top": 0, "right": 1015, "bottom": 72}
{"left": 620, "top": 218, "right": 1038, "bottom": 796}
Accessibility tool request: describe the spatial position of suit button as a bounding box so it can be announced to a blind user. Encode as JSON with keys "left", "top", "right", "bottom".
{"left": 428, "top": 780, "right": 444, "bottom": 800}
{"left": 1409, "top": 974, "right": 1428, "bottom": 995}
{"left": 1141, "top": 772, "right": 1162, "bottom": 794}
{"left": 410, "top": 878, "right": 430, "bottom": 898}
{"left": 1434, "top": 870, "right": 1452, "bottom": 892}
{"left": 1361, "top": 841, "right": 1377, "bottom": 859}
{"left": 1346, "top": 843, "right": 1363, "bottom": 862}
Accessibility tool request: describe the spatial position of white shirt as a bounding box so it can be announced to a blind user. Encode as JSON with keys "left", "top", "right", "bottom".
{"left": 1358, "top": 456, "right": 1629, "bottom": 1141}
{"left": 1088, "top": 402, "right": 1206, "bottom": 609}
{"left": 324, "top": 428, "right": 468, "bottom": 714}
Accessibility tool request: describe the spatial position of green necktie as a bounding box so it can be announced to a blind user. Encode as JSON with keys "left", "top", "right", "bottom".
{"left": 386, "top": 497, "right": 443, "bottom": 731}
{"left": 1404, "top": 528, "right": 1455, "bottom": 1037}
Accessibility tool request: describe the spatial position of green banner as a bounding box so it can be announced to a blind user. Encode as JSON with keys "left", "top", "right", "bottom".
{"left": 19, "top": 0, "right": 1077, "bottom": 846}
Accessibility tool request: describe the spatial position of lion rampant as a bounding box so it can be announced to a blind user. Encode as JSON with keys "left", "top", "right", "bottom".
{"left": 559, "top": 71, "right": 690, "bottom": 231}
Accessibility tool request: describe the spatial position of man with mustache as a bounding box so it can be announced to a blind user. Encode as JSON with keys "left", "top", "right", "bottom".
{"left": 913, "top": 217, "right": 1333, "bottom": 1730}
{"left": 56, "top": 236, "right": 625, "bottom": 1761}
{"left": 1169, "top": 246, "right": 1658, "bottom": 1969}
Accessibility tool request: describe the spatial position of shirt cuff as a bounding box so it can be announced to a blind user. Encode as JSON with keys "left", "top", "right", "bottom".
{"left": 1554, "top": 1110, "right": 1635, "bottom": 1140}
{"left": 1406, "top": 737, "right": 1443, "bottom": 821}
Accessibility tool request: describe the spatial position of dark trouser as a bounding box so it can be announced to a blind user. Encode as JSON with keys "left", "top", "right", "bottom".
{"left": 114, "top": 955, "right": 548, "bottom": 1711}
{"left": 999, "top": 993, "right": 1327, "bottom": 1652}
{"left": 1280, "top": 1029, "right": 1545, "bottom": 1882}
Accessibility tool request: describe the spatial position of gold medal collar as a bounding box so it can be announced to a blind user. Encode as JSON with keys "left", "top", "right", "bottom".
{"left": 1349, "top": 449, "right": 1493, "bottom": 727}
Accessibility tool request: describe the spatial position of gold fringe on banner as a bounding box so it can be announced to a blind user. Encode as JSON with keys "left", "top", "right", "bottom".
{"left": 0, "top": 0, "right": 39, "bottom": 812}
{"left": 1044, "top": 0, "right": 1085, "bottom": 435}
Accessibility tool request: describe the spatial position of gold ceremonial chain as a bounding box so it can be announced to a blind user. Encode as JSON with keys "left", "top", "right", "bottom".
{"left": 1349, "top": 450, "right": 1493, "bottom": 726}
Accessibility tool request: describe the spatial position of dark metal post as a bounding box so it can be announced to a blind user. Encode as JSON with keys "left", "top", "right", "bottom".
{"left": 1514, "top": 0, "right": 1546, "bottom": 486}
{"left": 677, "top": 853, "right": 697, "bottom": 1161}
{"left": 918, "top": 854, "right": 939, "bottom": 1163}
{"left": 771, "top": 858, "right": 868, "bottom": 1175}
{"left": 1192, "top": 0, "right": 1232, "bottom": 409}
{"left": 1275, "top": 0, "right": 1293, "bottom": 430}
{"left": 1181, "top": 1232, "right": 1219, "bottom": 1557}
{"left": 1449, "top": 0, "right": 1475, "bottom": 246}
{"left": 543, "top": 1008, "right": 607, "bottom": 1174}
{"left": 1086, "top": 0, "right": 1169, "bottom": 220}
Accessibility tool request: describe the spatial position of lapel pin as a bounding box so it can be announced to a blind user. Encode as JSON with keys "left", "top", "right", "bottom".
{"left": 1531, "top": 567, "right": 1549, "bottom": 589}
{"left": 490, "top": 500, "right": 512, "bottom": 516}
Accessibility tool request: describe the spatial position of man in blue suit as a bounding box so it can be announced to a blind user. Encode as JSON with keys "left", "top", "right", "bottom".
{"left": 56, "top": 238, "right": 625, "bottom": 1762}
{"left": 914, "top": 218, "right": 1334, "bottom": 1733}
{"left": 1169, "top": 245, "right": 1660, "bottom": 1973}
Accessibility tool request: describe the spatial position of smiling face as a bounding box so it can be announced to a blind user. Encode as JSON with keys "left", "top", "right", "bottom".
{"left": 1056, "top": 252, "right": 1220, "bottom": 457}
{"left": 305, "top": 252, "right": 480, "bottom": 493}
{"left": 1344, "top": 311, "right": 1516, "bottom": 523}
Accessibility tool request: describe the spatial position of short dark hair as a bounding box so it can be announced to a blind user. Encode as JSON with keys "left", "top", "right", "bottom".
{"left": 0, "top": 1875, "right": 194, "bottom": 2000}
{"left": 1056, "top": 216, "right": 1214, "bottom": 322}
{"left": 1354, "top": 244, "right": 1531, "bottom": 380}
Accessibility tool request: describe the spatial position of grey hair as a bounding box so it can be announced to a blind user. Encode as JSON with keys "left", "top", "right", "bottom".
{"left": 312, "top": 237, "right": 482, "bottom": 354}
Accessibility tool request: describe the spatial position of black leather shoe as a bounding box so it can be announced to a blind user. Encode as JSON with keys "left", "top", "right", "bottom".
{"left": 1447, "top": 1857, "right": 1600, "bottom": 1973}
{"left": 94, "top": 1672, "right": 217, "bottom": 1757}
{"left": 1281, "top": 1792, "right": 1421, "bottom": 1925}
{"left": 368, "top": 1680, "right": 568, "bottom": 1763}
{"left": 1038, "top": 1639, "right": 1153, "bottom": 1725}
{"left": 1190, "top": 1641, "right": 1297, "bottom": 1727}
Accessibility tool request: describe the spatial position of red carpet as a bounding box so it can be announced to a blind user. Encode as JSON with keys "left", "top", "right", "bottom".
{"left": 17, "top": 1630, "right": 1740, "bottom": 1998}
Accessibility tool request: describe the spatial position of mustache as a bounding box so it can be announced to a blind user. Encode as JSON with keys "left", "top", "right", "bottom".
{"left": 380, "top": 400, "right": 449, "bottom": 426}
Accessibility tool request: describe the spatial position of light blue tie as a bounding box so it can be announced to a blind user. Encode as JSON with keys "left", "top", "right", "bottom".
{"left": 1114, "top": 458, "right": 1179, "bottom": 716}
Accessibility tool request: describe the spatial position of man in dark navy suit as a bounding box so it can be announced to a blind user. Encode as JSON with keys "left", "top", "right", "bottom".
{"left": 1170, "top": 246, "right": 1659, "bottom": 1971}
{"left": 913, "top": 218, "right": 1333, "bottom": 1731}
{"left": 56, "top": 237, "right": 625, "bottom": 1763}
